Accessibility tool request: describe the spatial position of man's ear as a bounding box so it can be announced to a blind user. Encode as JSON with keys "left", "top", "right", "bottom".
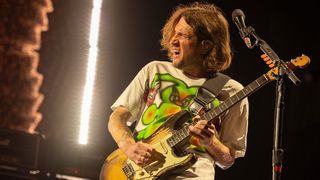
{"left": 200, "top": 40, "right": 213, "bottom": 54}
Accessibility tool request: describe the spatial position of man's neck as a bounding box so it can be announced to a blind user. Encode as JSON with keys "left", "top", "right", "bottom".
{"left": 182, "top": 68, "right": 208, "bottom": 78}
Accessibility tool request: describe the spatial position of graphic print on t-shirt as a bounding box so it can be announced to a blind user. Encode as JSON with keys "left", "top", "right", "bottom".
{"left": 136, "top": 73, "right": 199, "bottom": 140}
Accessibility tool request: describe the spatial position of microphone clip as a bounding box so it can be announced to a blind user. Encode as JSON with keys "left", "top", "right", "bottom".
{"left": 240, "top": 26, "right": 256, "bottom": 49}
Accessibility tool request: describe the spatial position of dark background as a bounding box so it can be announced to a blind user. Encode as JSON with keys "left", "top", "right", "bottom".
{"left": 37, "top": 0, "right": 319, "bottom": 179}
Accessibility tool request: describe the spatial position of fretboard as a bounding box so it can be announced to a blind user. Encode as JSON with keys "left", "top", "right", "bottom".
{"left": 203, "top": 74, "right": 269, "bottom": 121}
{"left": 167, "top": 74, "right": 270, "bottom": 148}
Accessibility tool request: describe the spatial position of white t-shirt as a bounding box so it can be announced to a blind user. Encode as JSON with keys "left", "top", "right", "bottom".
{"left": 111, "top": 60, "right": 249, "bottom": 172}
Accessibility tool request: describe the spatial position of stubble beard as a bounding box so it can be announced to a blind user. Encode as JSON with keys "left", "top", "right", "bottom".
{"left": 172, "top": 58, "right": 184, "bottom": 70}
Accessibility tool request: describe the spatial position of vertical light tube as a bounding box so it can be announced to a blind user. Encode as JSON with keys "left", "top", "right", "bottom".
{"left": 79, "top": 0, "right": 102, "bottom": 145}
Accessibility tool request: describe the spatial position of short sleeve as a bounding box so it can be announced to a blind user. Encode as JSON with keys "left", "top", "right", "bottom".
{"left": 218, "top": 79, "right": 249, "bottom": 159}
{"left": 111, "top": 64, "right": 149, "bottom": 123}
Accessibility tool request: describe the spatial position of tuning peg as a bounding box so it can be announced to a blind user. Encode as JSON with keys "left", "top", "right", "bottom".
{"left": 260, "top": 54, "right": 275, "bottom": 68}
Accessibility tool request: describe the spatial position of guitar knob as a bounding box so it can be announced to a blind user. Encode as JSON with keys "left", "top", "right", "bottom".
{"left": 139, "top": 171, "right": 145, "bottom": 176}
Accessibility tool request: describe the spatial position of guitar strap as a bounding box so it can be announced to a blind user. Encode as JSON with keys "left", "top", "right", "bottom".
{"left": 201, "top": 72, "right": 231, "bottom": 98}
{"left": 190, "top": 72, "right": 230, "bottom": 115}
{"left": 188, "top": 72, "right": 230, "bottom": 134}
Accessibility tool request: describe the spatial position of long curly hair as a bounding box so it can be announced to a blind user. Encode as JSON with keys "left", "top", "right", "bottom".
{"left": 161, "top": 2, "right": 232, "bottom": 74}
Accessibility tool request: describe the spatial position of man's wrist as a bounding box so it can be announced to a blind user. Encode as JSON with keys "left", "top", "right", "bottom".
{"left": 118, "top": 138, "right": 135, "bottom": 149}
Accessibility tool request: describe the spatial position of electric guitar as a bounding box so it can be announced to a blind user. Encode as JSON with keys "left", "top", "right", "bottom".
{"left": 101, "top": 54, "right": 310, "bottom": 180}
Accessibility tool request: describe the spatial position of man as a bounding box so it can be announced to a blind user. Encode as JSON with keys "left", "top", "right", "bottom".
{"left": 103, "top": 2, "right": 249, "bottom": 179}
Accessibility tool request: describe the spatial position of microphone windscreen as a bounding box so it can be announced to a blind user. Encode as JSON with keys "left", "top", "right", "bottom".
{"left": 232, "top": 9, "right": 245, "bottom": 22}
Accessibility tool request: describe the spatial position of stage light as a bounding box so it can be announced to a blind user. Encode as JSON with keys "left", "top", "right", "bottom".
{"left": 78, "top": 0, "right": 102, "bottom": 145}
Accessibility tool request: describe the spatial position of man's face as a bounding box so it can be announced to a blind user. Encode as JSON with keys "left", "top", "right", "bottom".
{"left": 169, "top": 17, "right": 203, "bottom": 71}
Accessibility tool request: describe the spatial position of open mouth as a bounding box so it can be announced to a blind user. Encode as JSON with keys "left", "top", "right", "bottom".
{"left": 171, "top": 49, "right": 180, "bottom": 58}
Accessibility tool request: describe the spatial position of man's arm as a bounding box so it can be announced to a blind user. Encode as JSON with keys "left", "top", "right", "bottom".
{"left": 205, "top": 132, "right": 235, "bottom": 169}
{"left": 189, "top": 96, "right": 248, "bottom": 169}
{"left": 108, "top": 106, "right": 153, "bottom": 166}
{"left": 108, "top": 106, "right": 135, "bottom": 148}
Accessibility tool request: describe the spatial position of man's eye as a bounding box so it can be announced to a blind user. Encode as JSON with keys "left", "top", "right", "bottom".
{"left": 176, "top": 33, "right": 189, "bottom": 39}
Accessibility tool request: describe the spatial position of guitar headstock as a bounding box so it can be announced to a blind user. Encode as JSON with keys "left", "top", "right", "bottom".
{"left": 265, "top": 54, "right": 311, "bottom": 80}
{"left": 287, "top": 54, "right": 310, "bottom": 69}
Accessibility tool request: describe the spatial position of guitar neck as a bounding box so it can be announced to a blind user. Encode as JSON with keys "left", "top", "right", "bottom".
{"left": 203, "top": 74, "right": 270, "bottom": 122}
{"left": 167, "top": 74, "right": 271, "bottom": 148}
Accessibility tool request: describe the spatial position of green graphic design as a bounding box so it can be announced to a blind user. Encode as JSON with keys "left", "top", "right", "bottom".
{"left": 136, "top": 73, "right": 220, "bottom": 153}
{"left": 136, "top": 73, "right": 198, "bottom": 140}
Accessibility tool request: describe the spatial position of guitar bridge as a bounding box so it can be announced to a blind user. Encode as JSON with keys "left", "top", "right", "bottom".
{"left": 122, "top": 163, "right": 135, "bottom": 180}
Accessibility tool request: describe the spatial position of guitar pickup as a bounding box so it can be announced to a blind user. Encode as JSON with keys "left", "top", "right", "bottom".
{"left": 160, "top": 141, "right": 168, "bottom": 154}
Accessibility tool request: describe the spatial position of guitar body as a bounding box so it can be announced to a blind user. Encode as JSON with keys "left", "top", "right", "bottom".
{"left": 101, "top": 110, "right": 196, "bottom": 180}
{"left": 102, "top": 149, "right": 128, "bottom": 180}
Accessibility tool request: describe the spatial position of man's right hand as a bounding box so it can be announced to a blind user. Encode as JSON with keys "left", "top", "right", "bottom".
{"left": 108, "top": 106, "right": 154, "bottom": 166}
{"left": 120, "top": 141, "right": 153, "bottom": 166}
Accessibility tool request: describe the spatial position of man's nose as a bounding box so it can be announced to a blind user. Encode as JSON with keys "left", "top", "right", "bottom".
{"left": 170, "top": 36, "right": 179, "bottom": 46}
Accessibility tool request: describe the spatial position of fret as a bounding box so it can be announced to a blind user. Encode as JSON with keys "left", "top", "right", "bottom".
{"left": 172, "top": 137, "right": 177, "bottom": 144}
{"left": 243, "top": 87, "right": 250, "bottom": 95}
{"left": 237, "top": 90, "right": 245, "bottom": 99}
{"left": 178, "top": 130, "right": 185, "bottom": 140}
{"left": 246, "top": 76, "right": 268, "bottom": 94}
{"left": 230, "top": 94, "right": 239, "bottom": 102}
{"left": 250, "top": 81, "right": 258, "bottom": 88}
{"left": 173, "top": 135, "right": 179, "bottom": 144}
{"left": 182, "top": 131, "right": 188, "bottom": 139}
{"left": 236, "top": 93, "right": 241, "bottom": 100}
{"left": 173, "top": 133, "right": 180, "bottom": 142}
{"left": 210, "top": 111, "right": 217, "bottom": 119}
{"left": 205, "top": 108, "right": 220, "bottom": 122}
{"left": 219, "top": 103, "right": 226, "bottom": 112}
{"left": 215, "top": 106, "right": 222, "bottom": 115}
{"left": 203, "top": 113, "right": 211, "bottom": 121}
{"left": 259, "top": 76, "right": 268, "bottom": 84}
{"left": 172, "top": 137, "right": 178, "bottom": 146}
{"left": 224, "top": 98, "right": 232, "bottom": 107}
{"left": 249, "top": 81, "right": 257, "bottom": 88}
{"left": 255, "top": 79, "right": 261, "bottom": 86}
{"left": 241, "top": 89, "right": 247, "bottom": 96}
{"left": 167, "top": 127, "right": 190, "bottom": 148}
{"left": 219, "top": 105, "right": 224, "bottom": 113}
{"left": 167, "top": 137, "right": 174, "bottom": 146}
{"left": 181, "top": 126, "right": 189, "bottom": 137}
{"left": 175, "top": 131, "right": 182, "bottom": 141}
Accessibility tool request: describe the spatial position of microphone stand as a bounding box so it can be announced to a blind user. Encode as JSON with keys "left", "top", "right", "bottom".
{"left": 244, "top": 26, "right": 301, "bottom": 180}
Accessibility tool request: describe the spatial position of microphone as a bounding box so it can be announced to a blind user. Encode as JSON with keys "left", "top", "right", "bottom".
{"left": 232, "top": 9, "right": 251, "bottom": 48}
